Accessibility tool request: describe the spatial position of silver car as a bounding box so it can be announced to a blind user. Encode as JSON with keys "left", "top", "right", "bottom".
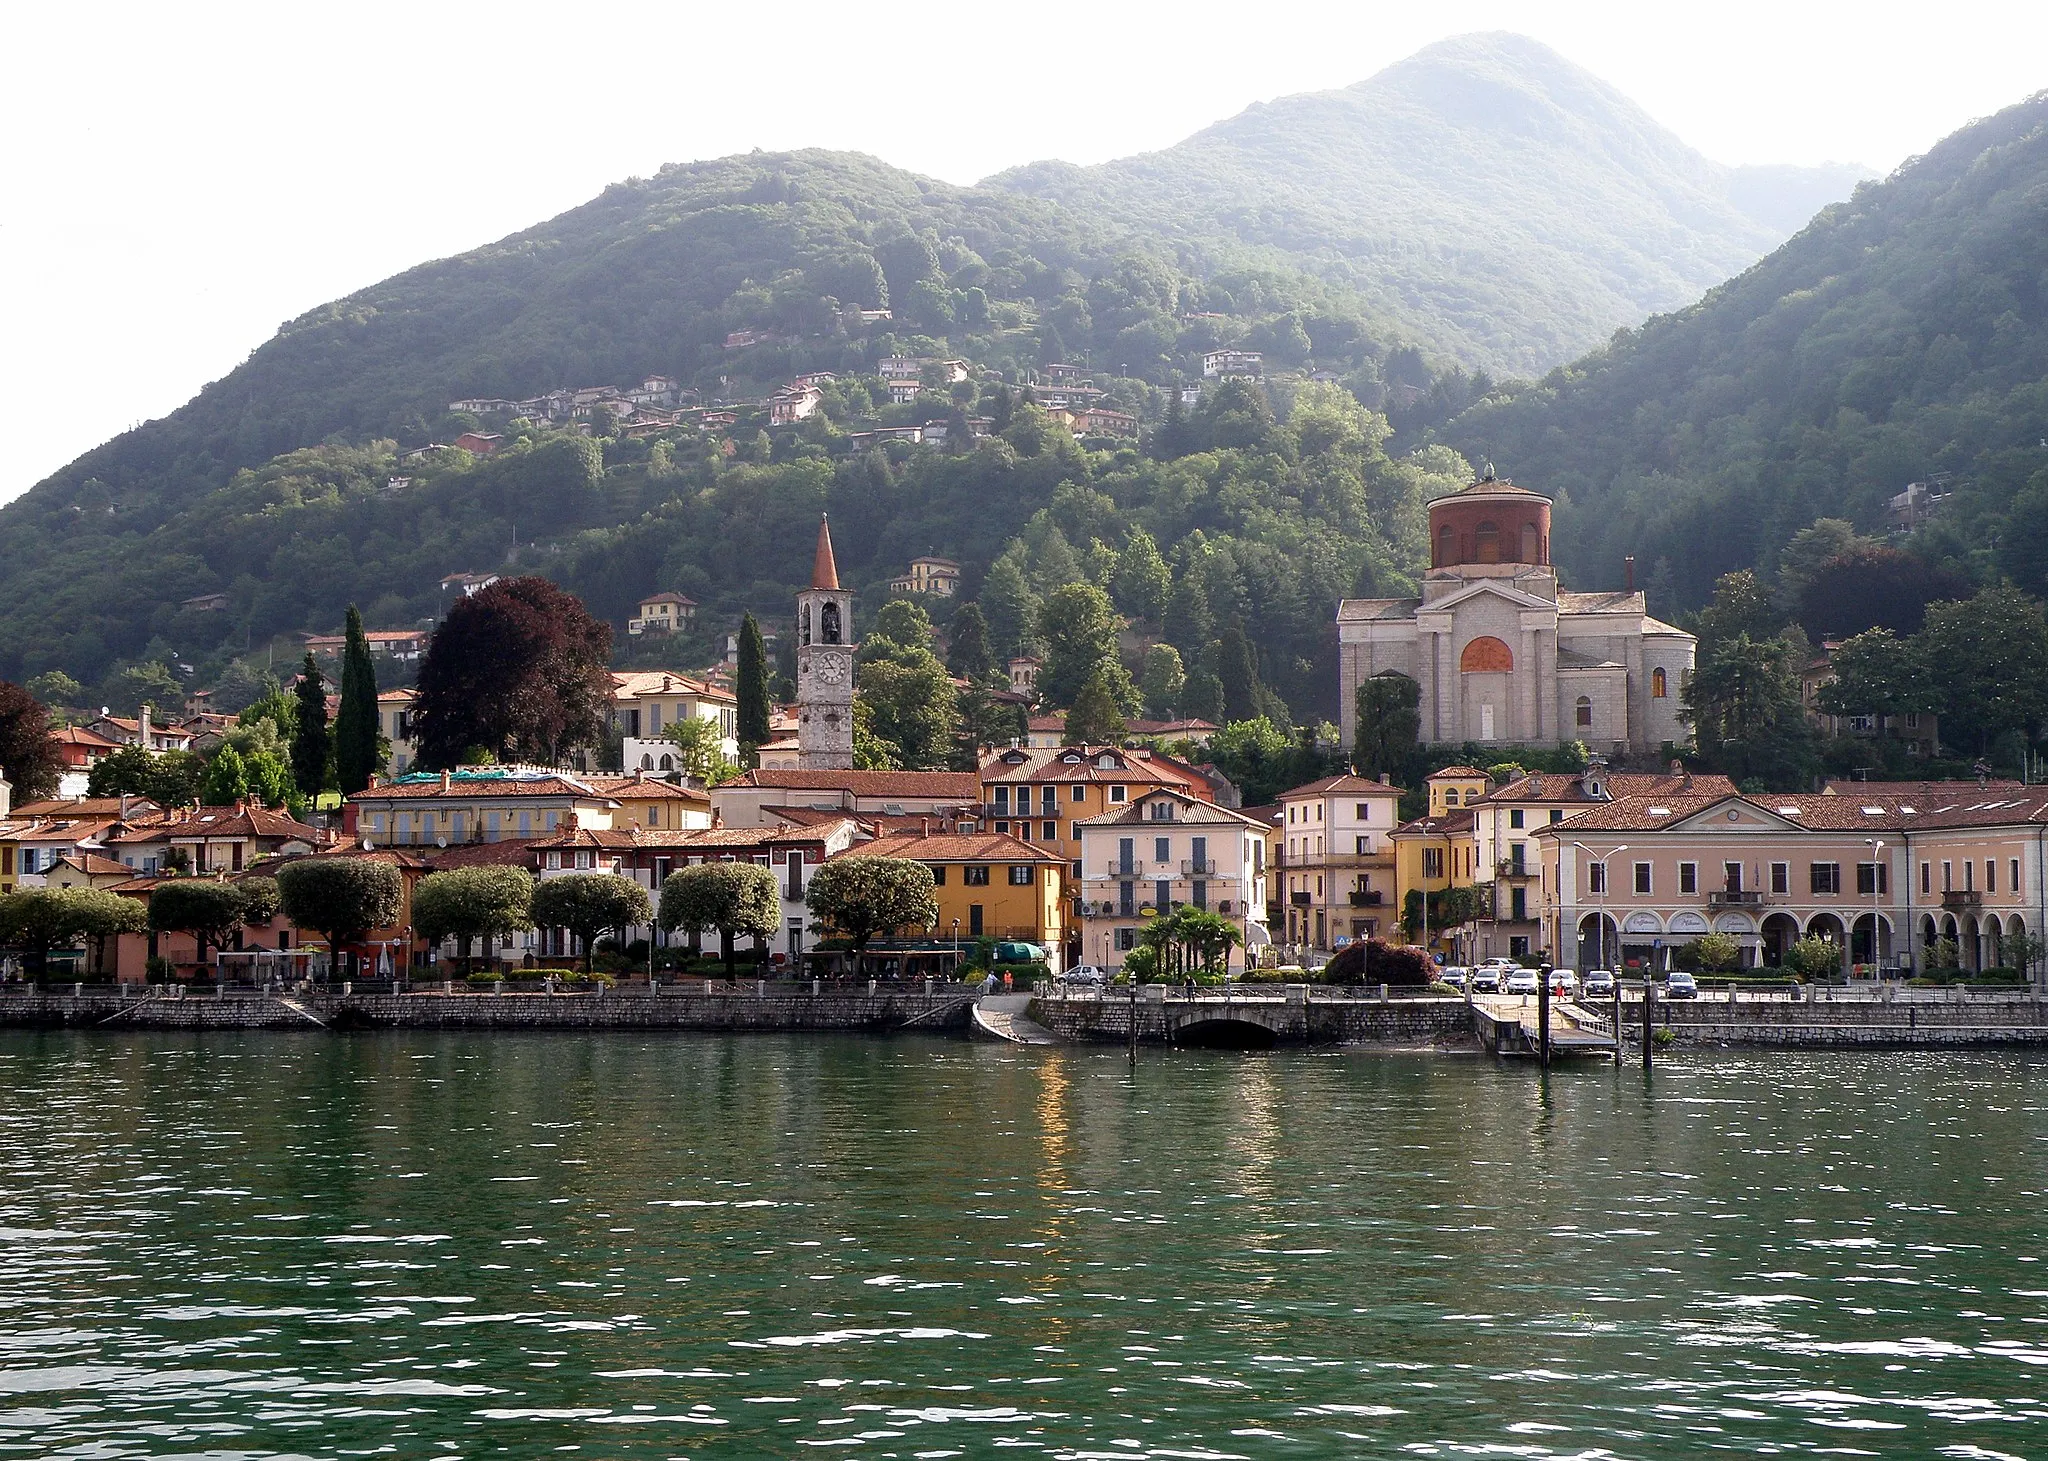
{"left": 1582, "top": 969, "right": 1616, "bottom": 998}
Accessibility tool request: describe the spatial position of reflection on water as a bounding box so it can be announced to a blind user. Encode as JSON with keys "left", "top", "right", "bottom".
{"left": 2, "top": 1033, "right": 2048, "bottom": 1457}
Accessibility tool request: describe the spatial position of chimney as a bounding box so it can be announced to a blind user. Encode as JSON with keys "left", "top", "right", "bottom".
{"left": 119, "top": 793, "right": 132, "bottom": 820}
{"left": 711, "top": 807, "right": 724, "bottom": 829}
{"left": 1624, "top": 555, "right": 1636, "bottom": 593}
{"left": 920, "top": 816, "right": 930, "bottom": 836}
{"left": 1380, "top": 772, "right": 1391, "bottom": 785}
{"left": 440, "top": 770, "right": 451, "bottom": 792}
{"left": 138, "top": 703, "right": 152, "bottom": 749}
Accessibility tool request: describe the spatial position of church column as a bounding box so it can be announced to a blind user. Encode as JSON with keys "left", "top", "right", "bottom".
{"left": 1520, "top": 623, "right": 1539, "bottom": 741}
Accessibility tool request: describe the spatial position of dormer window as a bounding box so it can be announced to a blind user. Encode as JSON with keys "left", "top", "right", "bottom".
{"left": 1096, "top": 754, "right": 1117, "bottom": 768}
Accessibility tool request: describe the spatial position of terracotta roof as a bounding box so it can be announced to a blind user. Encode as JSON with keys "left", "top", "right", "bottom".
{"left": 611, "top": 670, "right": 733, "bottom": 702}
{"left": 1237, "top": 802, "right": 1283, "bottom": 828}
{"left": 1127, "top": 718, "right": 1220, "bottom": 736}
{"left": 378, "top": 688, "right": 416, "bottom": 704}
{"left": 723, "top": 769, "right": 982, "bottom": 799}
{"left": 1541, "top": 790, "right": 2048, "bottom": 835}
{"left": 11, "top": 797, "right": 157, "bottom": 819}
{"left": 532, "top": 827, "right": 642, "bottom": 850}
{"left": 980, "top": 747, "right": 1203, "bottom": 789}
{"left": 1079, "top": 792, "right": 1268, "bottom": 830}
{"left": 424, "top": 838, "right": 551, "bottom": 870}
{"left": 50, "top": 726, "right": 121, "bottom": 749}
{"left": 631, "top": 826, "right": 841, "bottom": 849}
{"left": 159, "top": 805, "right": 326, "bottom": 842}
{"left": 811, "top": 514, "right": 840, "bottom": 590}
{"left": 51, "top": 852, "right": 135, "bottom": 878}
{"left": 1481, "top": 770, "right": 1736, "bottom": 806}
{"left": 1428, "top": 766, "right": 1489, "bottom": 779}
{"left": 1428, "top": 476, "right": 1548, "bottom": 505}
{"left": 1820, "top": 779, "right": 2026, "bottom": 798}
{"left": 844, "top": 830, "right": 1066, "bottom": 864}
{"left": 1278, "top": 773, "right": 1405, "bottom": 800}
{"left": 1394, "top": 808, "right": 1477, "bottom": 837}
{"left": 584, "top": 775, "right": 711, "bottom": 803}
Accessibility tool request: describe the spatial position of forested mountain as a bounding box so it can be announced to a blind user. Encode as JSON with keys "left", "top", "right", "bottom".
{"left": 0, "top": 33, "right": 1872, "bottom": 707}
{"left": 987, "top": 33, "right": 1861, "bottom": 374}
{"left": 1441, "top": 91, "right": 2048, "bottom": 612}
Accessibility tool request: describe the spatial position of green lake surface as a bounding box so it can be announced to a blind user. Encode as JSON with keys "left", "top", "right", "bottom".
{"left": 3, "top": 1032, "right": 2046, "bottom": 1459}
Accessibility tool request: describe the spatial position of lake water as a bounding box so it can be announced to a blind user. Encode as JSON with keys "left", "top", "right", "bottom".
{"left": 3, "top": 1032, "right": 2047, "bottom": 1459}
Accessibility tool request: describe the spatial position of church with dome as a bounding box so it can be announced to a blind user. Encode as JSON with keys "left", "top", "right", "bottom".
{"left": 1337, "top": 475, "right": 1695, "bottom": 755}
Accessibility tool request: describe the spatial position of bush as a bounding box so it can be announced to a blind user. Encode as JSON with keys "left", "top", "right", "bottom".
{"left": 1322, "top": 939, "right": 1431, "bottom": 986}
{"left": 145, "top": 955, "right": 175, "bottom": 979}
{"left": 466, "top": 970, "right": 505, "bottom": 985}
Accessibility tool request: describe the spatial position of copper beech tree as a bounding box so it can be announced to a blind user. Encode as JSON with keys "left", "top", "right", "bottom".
{"left": 411, "top": 576, "right": 613, "bottom": 769}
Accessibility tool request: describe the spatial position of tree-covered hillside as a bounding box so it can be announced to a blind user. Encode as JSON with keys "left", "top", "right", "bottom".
{"left": 1441, "top": 92, "right": 2048, "bottom": 612}
{"left": 986, "top": 33, "right": 1861, "bottom": 374}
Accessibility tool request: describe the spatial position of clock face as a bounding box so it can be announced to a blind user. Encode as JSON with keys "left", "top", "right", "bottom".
{"left": 815, "top": 654, "right": 847, "bottom": 687}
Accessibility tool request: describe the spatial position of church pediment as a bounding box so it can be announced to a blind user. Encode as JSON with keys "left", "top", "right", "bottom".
{"left": 1662, "top": 796, "right": 1807, "bottom": 833}
{"left": 1417, "top": 579, "right": 1556, "bottom": 616}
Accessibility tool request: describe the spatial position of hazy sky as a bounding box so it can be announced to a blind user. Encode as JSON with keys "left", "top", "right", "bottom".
{"left": 4, "top": 1, "right": 2044, "bottom": 504}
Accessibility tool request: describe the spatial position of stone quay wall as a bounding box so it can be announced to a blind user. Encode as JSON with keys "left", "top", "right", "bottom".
{"left": 0, "top": 982, "right": 978, "bottom": 1035}
{"left": 1583, "top": 993, "right": 2048, "bottom": 1049}
{"left": 1028, "top": 989, "right": 1475, "bottom": 1045}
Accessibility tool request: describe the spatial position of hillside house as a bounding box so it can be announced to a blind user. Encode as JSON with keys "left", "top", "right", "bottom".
{"left": 628, "top": 592, "right": 699, "bottom": 636}
{"left": 888, "top": 557, "right": 962, "bottom": 598}
{"left": 608, "top": 671, "right": 739, "bottom": 770}
{"left": 1202, "top": 349, "right": 1263, "bottom": 379}
{"left": 453, "top": 432, "right": 501, "bottom": 455}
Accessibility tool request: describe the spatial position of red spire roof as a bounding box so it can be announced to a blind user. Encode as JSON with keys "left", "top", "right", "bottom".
{"left": 811, "top": 514, "right": 840, "bottom": 590}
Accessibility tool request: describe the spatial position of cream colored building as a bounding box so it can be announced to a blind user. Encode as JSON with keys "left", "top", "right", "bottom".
{"left": 1338, "top": 477, "right": 1694, "bottom": 755}
{"left": 1273, "top": 773, "right": 1406, "bottom": 952}
{"left": 1075, "top": 788, "right": 1269, "bottom": 974}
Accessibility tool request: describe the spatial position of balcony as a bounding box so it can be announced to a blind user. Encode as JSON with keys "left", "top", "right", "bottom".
{"left": 1707, "top": 889, "right": 1763, "bottom": 908}
{"left": 1181, "top": 858, "right": 1217, "bottom": 876}
{"left": 1497, "top": 859, "right": 1534, "bottom": 880}
{"left": 1942, "top": 889, "right": 1984, "bottom": 909}
{"left": 1288, "top": 891, "right": 1312, "bottom": 907}
{"left": 1347, "top": 889, "right": 1383, "bottom": 907}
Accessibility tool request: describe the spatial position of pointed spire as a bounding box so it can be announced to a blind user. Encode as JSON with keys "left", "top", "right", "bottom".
{"left": 811, "top": 514, "right": 840, "bottom": 590}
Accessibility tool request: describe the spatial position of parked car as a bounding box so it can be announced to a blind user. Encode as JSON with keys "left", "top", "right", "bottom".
{"left": 1664, "top": 971, "right": 1699, "bottom": 999}
{"left": 1469, "top": 968, "right": 1502, "bottom": 993}
{"left": 1505, "top": 969, "right": 1541, "bottom": 995}
{"left": 1582, "top": 969, "right": 1616, "bottom": 998}
{"left": 1547, "top": 967, "right": 1579, "bottom": 996}
{"left": 1063, "top": 965, "right": 1107, "bottom": 987}
{"left": 1439, "top": 966, "right": 1470, "bottom": 991}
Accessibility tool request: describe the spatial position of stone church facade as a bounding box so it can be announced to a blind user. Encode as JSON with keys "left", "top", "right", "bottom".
{"left": 1337, "top": 477, "right": 1694, "bottom": 755}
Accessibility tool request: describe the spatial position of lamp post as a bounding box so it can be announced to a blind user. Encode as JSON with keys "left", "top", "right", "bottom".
{"left": 1572, "top": 842, "right": 1627, "bottom": 973}
{"left": 1865, "top": 837, "right": 1885, "bottom": 984}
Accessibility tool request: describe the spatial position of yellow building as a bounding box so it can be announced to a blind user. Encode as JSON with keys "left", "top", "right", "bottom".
{"left": 1391, "top": 767, "right": 1489, "bottom": 956}
{"left": 847, "top": 829, "right": 1068, "bottom": 953}
{"left": 980, "top": 744, "right": 1212, "bottom": 879}
{"left": 585, "top": 773, "right": 712, "bottom": 832}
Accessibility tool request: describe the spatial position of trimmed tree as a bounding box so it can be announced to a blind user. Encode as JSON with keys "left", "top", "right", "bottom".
{"left": 276, "top": 858, "right": 403, "bottom": 979}
{"left": 804, "top": 855, "right": 938, "bottom": 974}
{"left": 335, "top": 605, "right": 383, "bottom": 794}
{"left": 147, "top": 879, "right": 254, "bottom": 965}
{"left": 411, "top": 866, "right": 534, "bottom": 973}
{"left": 1783, "top": 933, "right": 1844, "bottom": 983}
{"left": 531, "top": 873, "right": 651, "bottom": 973}
{"left": 0, "top": 887, "right": 145, "bottom": 979}
{"left": 736, "top": 612, "right": 773, "bottom": 758}
{"left": 290, "top": 653, "right": 331, "bottom": 798}
{"left": 659, "top": 862, "right": 782, "bottom": 974}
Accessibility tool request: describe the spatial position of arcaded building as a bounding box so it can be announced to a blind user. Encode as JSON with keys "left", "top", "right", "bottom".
{"left": 1337, "top": 476, "right": 1694, "bottom": 754}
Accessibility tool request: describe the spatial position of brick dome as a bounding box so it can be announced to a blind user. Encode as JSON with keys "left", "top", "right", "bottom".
{"left": 1429, "top": 477, "right": 1550, "bottom": 569}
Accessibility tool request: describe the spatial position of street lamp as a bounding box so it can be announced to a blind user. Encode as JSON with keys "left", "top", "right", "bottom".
{"left": 1572, "top": 842, "right": 1627, "bottom": 972}
{"left": 1864, "top": 838, "right": 1885, "bottom": 982}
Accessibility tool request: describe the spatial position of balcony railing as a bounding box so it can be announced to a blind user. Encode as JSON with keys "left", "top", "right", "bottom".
{"left": 1942, "top": 889, "right": 1984, "bottom": 909}
{"left": 1181, "top": 858, "right": 1217, "bottom": 876}
{"left": 1707, "top": 889, "right": 1763, "bottom": 908}
{"left": 1498, "top": 859, "right": 1533, "bottom": 879}
{"left": 1347, "top": 889, "right": 1383, "bottom": 907}
{"left": 1288, "top": 891, "right": 1312, "bottom": 907}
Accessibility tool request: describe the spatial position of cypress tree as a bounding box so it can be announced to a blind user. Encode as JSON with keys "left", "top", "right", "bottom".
{"left": 946, "top": 602, "right": 992, "bottom": 680}
{"left": 290, "top": 652, "right": 330, "bottom": 798}
{"left": 736, "top": 612, "right": 772, "bottom": 756}
{"left": 334, "top": 604, "right": 381, "bottom": 793}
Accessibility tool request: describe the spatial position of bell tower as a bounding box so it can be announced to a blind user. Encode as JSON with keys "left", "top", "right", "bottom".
{"left": 796, "top": 514, "right": 856, "bottom": 770}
